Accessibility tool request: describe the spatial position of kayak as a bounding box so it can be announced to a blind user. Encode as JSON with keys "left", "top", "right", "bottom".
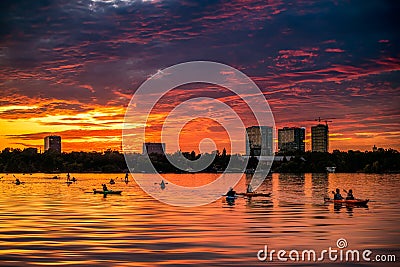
{"left": 324, "top": 198, "right": 369, "bottom": 205}
{"left": 93, "top": 189, "right": 122, "bottom": 195}
{"left": 237, "top": 192, "right": 271, "bottom": 197}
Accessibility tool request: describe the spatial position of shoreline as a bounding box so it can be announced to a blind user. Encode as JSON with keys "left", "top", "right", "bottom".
{"left": 3, "top": 171, "right": 399, "bottom": 174}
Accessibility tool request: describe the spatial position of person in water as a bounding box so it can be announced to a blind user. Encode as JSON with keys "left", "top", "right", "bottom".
{"left": 333, "top": 188, "right": 343, "bottom": 200}
{"left": 110, "top": 178, "right": 115, "bottom": 184}
{"left": 345, "top": 189, "right": 355, "bottom": 200}
{"left": 227, "top": 187, "right": 236, "bottom": 197}
{"left": 124, "top": 172, "right": 129, "bottom": 182}
{"left": 102, "top": 184, "right": 108, "bottom": 191}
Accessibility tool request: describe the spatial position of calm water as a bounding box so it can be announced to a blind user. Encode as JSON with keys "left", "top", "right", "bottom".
{"left": 0, "top": 173, "right": 398, "bottom": 266}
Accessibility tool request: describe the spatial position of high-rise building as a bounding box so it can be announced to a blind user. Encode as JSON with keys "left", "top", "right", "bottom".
{"left": 246, "top": 126, "right": 273, "bottom": 156}
{"left": 143, "top": 142, "right": 165, "bottom": 155}
{"left": 311, "top": 124, "right": 329, "bottom": 152}
{"left": 44, "top": 136, "right": 61, "bottom": 153}
{"left": 278, "top": 127, "right": 305, "bottom": 153}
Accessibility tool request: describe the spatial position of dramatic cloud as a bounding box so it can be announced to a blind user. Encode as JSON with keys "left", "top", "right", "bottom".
{"left": 0, "top": 0, "right": 399, "bottom": 152}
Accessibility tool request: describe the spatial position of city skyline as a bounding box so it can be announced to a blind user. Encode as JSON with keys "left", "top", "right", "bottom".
{"left": 7, "top": 123, "right": 393, "bottom": 155}
{"left": 0, "top": 1, "right": 399, "bottom": 153}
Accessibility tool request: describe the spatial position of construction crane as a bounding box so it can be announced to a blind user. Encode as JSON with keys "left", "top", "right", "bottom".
{"left": 308, "top": 117, "right": 336, "bottom": 126}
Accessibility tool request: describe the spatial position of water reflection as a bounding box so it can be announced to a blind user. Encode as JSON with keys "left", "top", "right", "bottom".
{"left": 311, "top": 173, "right": 329, "bottom": 199}
{"left": 0, "top": 173, "right": 398, "bottom": 266}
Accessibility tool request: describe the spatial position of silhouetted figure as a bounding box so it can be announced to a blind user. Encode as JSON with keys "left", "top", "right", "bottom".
{"left": 102, "top": 184, "right": 108, "bottom": 191}
{"left": 124, "top": 172, "right": 129, "bottom": 182}
{"left": 246, "top": 184, "right": 253, "bottom": 193}
{"left": 109, "top": 179, "right": 115, "bottom": 184}
{"left": 345, "top": 189, "right": 355, "bottom": 200}
{"left": 160, "top": 180, "right": 166, "bottom": 190}
{"left": 333, "top": 188, "right": 343, "bottom": 200}
{"left": 226, "top": 187, "right": 236, "bottom": 197}
{"left": 66, "top": 173, "right": 70, "bottom": 181}
{"left": 15, "top": 178, "right": 21, "bottom": 185}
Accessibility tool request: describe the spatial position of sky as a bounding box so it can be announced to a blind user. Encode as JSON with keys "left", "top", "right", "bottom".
{"left": 0, "top": 0, "right": 399, "bottom": 153}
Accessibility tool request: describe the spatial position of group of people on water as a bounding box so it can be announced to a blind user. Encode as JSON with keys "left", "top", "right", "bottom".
{"left": 332, "top": 188, "right": 355, "bottom": 200}
{"left": 108, "top": 172, "right": 129, "bottom": 185}
{"left": 227, "top": 185, "right": 356, "bottom": 201}
{"left": 227, "top": 183, "right": 254, "bottom": 197}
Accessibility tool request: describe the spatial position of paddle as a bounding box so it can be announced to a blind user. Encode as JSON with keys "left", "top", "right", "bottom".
{"left": 343, "top": 189, "right": 348, "bottom": 194}
{"left": 13, "top": 174, "right": 24, "bottom": 184}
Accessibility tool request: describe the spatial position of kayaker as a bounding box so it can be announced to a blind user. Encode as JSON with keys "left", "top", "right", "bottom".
{"left": 345, "top": 189, "right": 355, "bottom": 200}
{"left": 15, "top": 178, "right": 21, "bottom": 185}
{"left": 102, "top": 184, "right": 108, "bottom": 191}
{"left": 226, "top": 187, "right": 236, "bottom": 197}
{"left": 246, "top": 184, "right": 254, "bottom": 193}
{"left": 333, "top": 188, "right": 344, "bottom": 200}
{"left": 110, "top": 179, "right": 115, "bottom": 184}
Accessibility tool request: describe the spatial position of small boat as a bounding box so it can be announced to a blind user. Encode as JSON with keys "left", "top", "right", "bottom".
{"left": 237, "top": 192, "right": 271, "bottom": 197}
{"left": 93, "top": 189, "right": 122, "bottom": 195}
{"left": 324, "top": 198, "right": 369, "bottom": 205}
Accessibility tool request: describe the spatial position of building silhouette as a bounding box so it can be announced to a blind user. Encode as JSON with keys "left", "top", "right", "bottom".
{"left": 44, "top": 136, "right": 61, "bottom": 153}
{"left": 278, "top": 127, "right": 305, "bottom": 153}
{"left": 246, "top": 126, "right": 273, "bottom": 156}
{"left": 311, "top": 124, "right": 328, "bottom": 152}
{"left": 143, "top": 142, "right": 165, "bottom": 155}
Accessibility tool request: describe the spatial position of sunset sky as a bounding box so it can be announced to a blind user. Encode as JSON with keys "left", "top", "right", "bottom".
{"left": 0, "top": 0, "right": 399, "bottom": 153}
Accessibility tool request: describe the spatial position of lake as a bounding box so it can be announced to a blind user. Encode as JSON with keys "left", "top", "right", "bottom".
{"left": 0, "top": 173, "right": 398, "bottom": 266}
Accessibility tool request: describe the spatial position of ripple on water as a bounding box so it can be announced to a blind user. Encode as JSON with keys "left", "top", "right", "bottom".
{"left": 0, "top": 173, "right": 399, "bottom": 266}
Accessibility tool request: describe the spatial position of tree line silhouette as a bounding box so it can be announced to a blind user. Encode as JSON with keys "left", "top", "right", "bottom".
{"left": 0, "top": 147, "right": 398, "bottom": 173}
